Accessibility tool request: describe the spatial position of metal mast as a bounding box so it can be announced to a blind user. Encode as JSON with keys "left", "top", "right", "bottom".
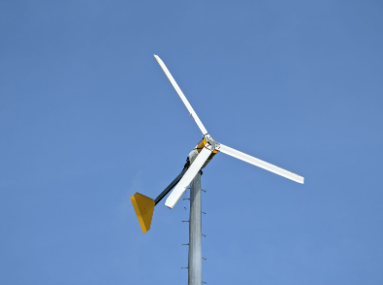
{"left": 188, "top": 172, "right": 202, "bottom": 285}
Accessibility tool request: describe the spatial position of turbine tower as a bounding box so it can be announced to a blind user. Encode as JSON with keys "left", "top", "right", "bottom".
{"left": 131, "top": 55, "right": 304, "bottom": 285}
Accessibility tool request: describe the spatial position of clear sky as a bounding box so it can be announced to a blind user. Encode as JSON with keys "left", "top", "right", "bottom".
{"left": 1, "top": 1, "right": 383, "bottom": 284}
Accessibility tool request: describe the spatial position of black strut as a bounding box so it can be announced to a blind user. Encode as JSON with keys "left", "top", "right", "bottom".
{"left": 154, "top": 157, "right": 191, "bottom": 205}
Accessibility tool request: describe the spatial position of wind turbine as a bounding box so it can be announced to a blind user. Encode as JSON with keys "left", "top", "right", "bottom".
{"left": 130, "top": 55, "right": 304, "bottom": 285}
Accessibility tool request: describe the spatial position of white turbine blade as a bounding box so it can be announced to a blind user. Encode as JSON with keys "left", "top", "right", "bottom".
{"left": 218, "top": 143, "right": 304, "bottom": 184}
{"left": 165, "top": 145, "right": 212, "bottom": 209}
{"left": 154, "top": 54, "right": 208, "bottom": 135}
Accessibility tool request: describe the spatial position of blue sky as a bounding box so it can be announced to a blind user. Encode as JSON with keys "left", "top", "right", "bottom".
{"left": 1, "top": 1, "right": 383, "bottom": 284}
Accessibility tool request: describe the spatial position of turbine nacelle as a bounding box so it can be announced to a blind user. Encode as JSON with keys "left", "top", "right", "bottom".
{"left": 192, "top": 137, "right": 219, "bottom": 169}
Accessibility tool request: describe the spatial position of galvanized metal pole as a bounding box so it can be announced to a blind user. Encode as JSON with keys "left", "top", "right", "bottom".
{"left": 188, "top": 172, "right": 202, "bottom": 285}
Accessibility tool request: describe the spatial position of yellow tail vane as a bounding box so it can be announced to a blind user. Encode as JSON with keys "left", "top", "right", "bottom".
{"left": 130, "top": 193, "right": 155, "bottom": 234}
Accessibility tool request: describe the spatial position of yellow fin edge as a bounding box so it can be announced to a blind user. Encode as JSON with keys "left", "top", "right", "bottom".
{"left": 130, "top": 193, "right": 155, "bottom": 234}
